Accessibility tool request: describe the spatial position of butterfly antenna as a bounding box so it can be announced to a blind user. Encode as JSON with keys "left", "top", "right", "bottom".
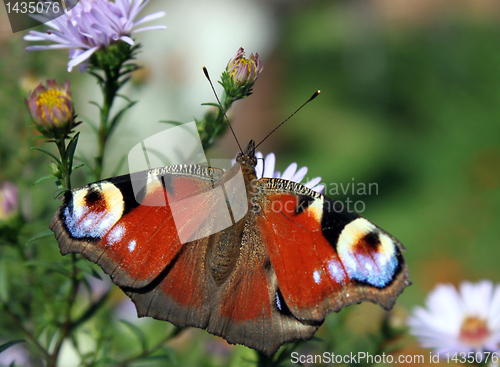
{"left": 203, "top": 66, "right": 243, "bottom": 154}
{"left": 254, "top": 90, "right": 321, "bottom": 150}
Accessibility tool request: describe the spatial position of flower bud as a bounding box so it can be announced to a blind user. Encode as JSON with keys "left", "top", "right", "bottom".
{"left": 221, "top": 47, "right": 263, "bottom": 100}
{"left": 25, "top": 80, "right": 74, "bottom": 138}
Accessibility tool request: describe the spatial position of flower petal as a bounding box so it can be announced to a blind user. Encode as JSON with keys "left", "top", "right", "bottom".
{"left": 254, "top": 152, "right": 264, "bottom": 179}
{"left": 290, "top": 166, "right": 308, "bottom": 183}
{"left": 67, "top": 46, "right": 99, "bottom": 71}
{"left": 281, "top": 163, "right": 297, "bottom": 180}
{"left": 263, "top": 153, "right": 275, "bottom": 178}
{"left": 119, "top": 35, "right": 135, "bottom": 45}
{"left": 133, "top": 11, "right": 166, "bottom": 27}
{"left": 304, "top": 177, "right": 322, "bottom": 189}
{"left": 131, "top": 25, "right": 167, "bottom": 33}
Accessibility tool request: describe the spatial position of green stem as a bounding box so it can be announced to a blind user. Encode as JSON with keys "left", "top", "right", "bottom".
{"left": 95, "top": 67, "right": 120, "bottom": 181}
{"left": 55, "top": 139, "right": 71, "bottom": 190}
{"left": 1, "top": 302, "right": 51, "bottom": 362}
{"left": 201, "top": 93, "right": 235, "bottom": 149}
{"left": 46, "top": 137, "right": 79, "bottom": 367}
{"left": 46, "top": 255, "right": 80, "bottom": 367}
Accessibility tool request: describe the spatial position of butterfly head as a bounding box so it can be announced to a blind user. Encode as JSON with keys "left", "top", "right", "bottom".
{"left": 233, "top": 140, "right": 259, "bottom": 183}
{"left": 235, "top": 140, "right": 258, "bottom": 168}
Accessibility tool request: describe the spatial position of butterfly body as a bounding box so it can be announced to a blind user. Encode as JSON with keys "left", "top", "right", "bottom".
{"left": 51, "top": 140, "right": 410, "bottom": 356}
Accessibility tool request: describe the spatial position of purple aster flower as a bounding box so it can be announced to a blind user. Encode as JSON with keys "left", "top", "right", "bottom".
{"left": 24, "top": 0, "right": 166, "bottom": 72}
{"left": 408, "top": 281, "right": 500, "bottom": 357}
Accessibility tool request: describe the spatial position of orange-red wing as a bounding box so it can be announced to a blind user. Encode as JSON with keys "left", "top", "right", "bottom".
{"left": 255, "top": 179, "right": 410, "bottom": 322}
{"left": 125, "top": 235, "right": 212, "bottom": 330}
{"left": 256, "top": 193, "right": 350, "bottom": 321}
{"left": 51, "top": 165, "right": 226, "bottom": 289}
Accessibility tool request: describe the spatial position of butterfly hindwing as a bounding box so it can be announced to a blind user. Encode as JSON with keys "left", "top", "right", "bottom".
{"left": 254, "top": 178, "right": 410, "bottom": 322}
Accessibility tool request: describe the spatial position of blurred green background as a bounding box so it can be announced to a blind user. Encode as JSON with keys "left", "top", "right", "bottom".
{"left": 1, "top": 0, "right": 500, "bottom": 365}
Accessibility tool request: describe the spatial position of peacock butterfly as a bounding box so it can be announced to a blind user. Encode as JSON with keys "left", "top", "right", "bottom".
{"left": 50, "top": 139, "right": 411, "bottom": 356}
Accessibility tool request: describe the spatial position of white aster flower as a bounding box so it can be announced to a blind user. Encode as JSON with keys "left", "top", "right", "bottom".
{"left": 24, "top": 0, "right": 166, "bottom": 72}
{"left": 408, "top": 281, "right": 500, "bottom": 357}
{"left": 234, "top": 152, "right": 324, "bottom": 193}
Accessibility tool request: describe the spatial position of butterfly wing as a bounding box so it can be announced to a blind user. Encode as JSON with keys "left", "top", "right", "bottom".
{"left": 50, "top": 164, "right": 227, "bottom": 289}
{"left": 51, "top": 163, "right": 410, "bottom": 357}
{"left": 253, "top": 178, "right": 411, "bottom": 322}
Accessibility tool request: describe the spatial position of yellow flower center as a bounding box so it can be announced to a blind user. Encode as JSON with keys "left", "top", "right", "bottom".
{"left": 233, "top": 59, "right": 251, "bottom": 71}
{"left": 37, "top": 89, "right": 65, "bottom": 108}
{"left": 36, "top": 90, "right": 70, "bottom": 125}
{"left": 230, "top": 58, "right": 256, "bottom": 83}
{"left": 459, "top": 316, "right": 490, "bottom": 346}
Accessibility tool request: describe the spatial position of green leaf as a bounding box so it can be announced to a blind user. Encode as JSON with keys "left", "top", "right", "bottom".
{"left": 80, "top": 115, "right": 99, "bottom": 134}
{"left": 142, "top": 354, "right": 175, "bottom": 365}
{"left": 0, "top": 261, "right": 9, "bottom": 302}
{"left": 74, "top": 154, "right": 91, "bottom": 168}
{"left": 116, "top": 94, "right": 133, "bottom": 103}
{"left": 159, "top": 120, "right": 184, "bottom": 126}
{"left": 31, "top": 147, "right": 62, "bottom": 165}
{"left": 201, "top": 102, "right": 222, "bottom": 109}
{"left": 25, "top": 229, "right": 54, "bottom": 246}
{"left": 88, "top": 71, "right": 105, "bottom": 84}
{"left": 156, "top": 347, "right": 177, "bottom": 365}
{"left": 73, "top": 291, "right": 110, "bottom": 329}
{"left": 111, "top": 155, "right": 127, "bottom": 177}
{"left": 72, "top": 164, "right": 84, "bottom": 172}
{"left": 0, "top": 340, "right": 24, "bottom": 354}
{"left": 120, "top": 320, "right": 147, "bottom": 353}
{"left": 108, "top": 101, "right": 137, "bottom": 137}
{"left": 24, "top": 261, "right": 71, "bottom": 278}
{"left": 66, "top": 132, "right": 80, "bottom": 172}
{"left": 33, "top": 175, "right": 56, "bottom": 185}
{"left": 75, "top": 259, "right": 102, "bottom": 280}
{"left": 53, "top": 187, "right": 69, "bottom": 200}
{"left": 118, "top": 76, "right": 131, "bottom": 85}
{"left": 88, "top": 101, "right": 103, "bottom": 113}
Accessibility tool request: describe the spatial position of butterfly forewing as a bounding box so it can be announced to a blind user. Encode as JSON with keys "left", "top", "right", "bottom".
{"left": 51, "top": 164, "right": 226, "bottom": 289}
